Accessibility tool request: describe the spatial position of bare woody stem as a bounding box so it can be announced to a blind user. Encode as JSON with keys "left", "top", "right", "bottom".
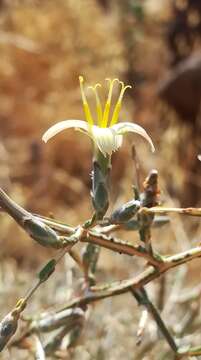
{"left": 82, "top": 231, "right": 162, "bottom": 267}
{"left": 58, "top": 243, "right": 201, "bottom": 313}
{"left": 145, "top": 207, "right": 201, "bottom": 217}
{"left": 1, "top": 183, "right": 201, "bottom": 357}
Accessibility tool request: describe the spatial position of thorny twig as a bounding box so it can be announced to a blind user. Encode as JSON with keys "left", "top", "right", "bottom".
{"left": 0, "top": 164, "right": 201, "bottom": 358}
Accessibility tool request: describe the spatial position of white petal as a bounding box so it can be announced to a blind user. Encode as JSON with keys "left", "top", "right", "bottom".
{"left": 112, "top": 122, "right": 155, "bottom": 152}
{"left": 109, "top": 128, "right": 123, "bottom": 153}
{"left": 91, "top": 126, "right": 121, "bottom": 157}
{"left": 42, "top": 120, "right": 89, "bottom": 143}
{"left": 115, "top": 134, "right": 123, "bottom": 149}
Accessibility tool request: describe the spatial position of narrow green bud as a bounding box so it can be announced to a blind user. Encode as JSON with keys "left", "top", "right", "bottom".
{"left": 23, "top": 217, "right": 62, "bottom": 248}
{"left": 38, "top": 259, "right": 56, "bottom": 283}
{"left": 110, "top": 200, "right": 141, "bottom": 224}
{"left": 0, "top": 188, "right": 63, "bottom": 249}
{"left": 0, "top": 312, "right": 18, "bottom": 352}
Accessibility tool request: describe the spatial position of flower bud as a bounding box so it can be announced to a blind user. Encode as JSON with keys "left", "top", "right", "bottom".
{"left": 23, "top": 217, "right": 62, "bottom": 248}
{"left": 0, "top": 312, "right": 19, "bottom": 352}
{"left": 0, "top": 188, "right": 62, "bottom": 249}
{"left": 110, "top": 200, "right": 141, "bottom": 224}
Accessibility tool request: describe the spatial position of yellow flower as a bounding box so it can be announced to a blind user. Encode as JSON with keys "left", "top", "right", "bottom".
{"left": 42, "top": 77, "right": 155, "bottom": 157}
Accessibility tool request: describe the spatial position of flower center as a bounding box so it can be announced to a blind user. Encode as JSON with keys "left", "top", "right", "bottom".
{"left": 79, "top": 76, "right": 132, "bottom": 128}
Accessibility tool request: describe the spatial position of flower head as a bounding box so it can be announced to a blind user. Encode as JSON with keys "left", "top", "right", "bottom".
{"left": 42, "top": 77, "right": 155, "bottom": 157}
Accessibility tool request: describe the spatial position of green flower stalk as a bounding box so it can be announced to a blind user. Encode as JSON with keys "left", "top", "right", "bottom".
{"left": 91, "top": 160, "right": 110, "bottom": 219}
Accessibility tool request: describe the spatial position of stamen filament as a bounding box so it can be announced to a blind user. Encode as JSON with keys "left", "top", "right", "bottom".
{"left": 102, "top": 78, "right": 119, "bottom": 128}
{"left": 88, "top": 84, "right": 103, "bottom": 126}
{"left": 110, "top": 81, "right": 132, "bottom": 126}
{"left": 79, "top": 76, "right": 94, "bottom": 126}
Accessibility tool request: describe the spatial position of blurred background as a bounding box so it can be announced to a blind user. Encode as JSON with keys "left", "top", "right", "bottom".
{"left": 0, "top": 0, "right": 201, "bottom": 359}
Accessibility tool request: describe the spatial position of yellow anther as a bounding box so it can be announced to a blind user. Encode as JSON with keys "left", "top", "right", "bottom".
{"left": 88, "top": 84, "right": 103, "bottom": 126}
{"left": 110, "top": 81, "right": 132, "bottom": 126}
{"left": 102, "top": 78, "right": 119, "bottom": 127}
{"left": 79, "top": 76, "right": 94, "bottom": 126}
